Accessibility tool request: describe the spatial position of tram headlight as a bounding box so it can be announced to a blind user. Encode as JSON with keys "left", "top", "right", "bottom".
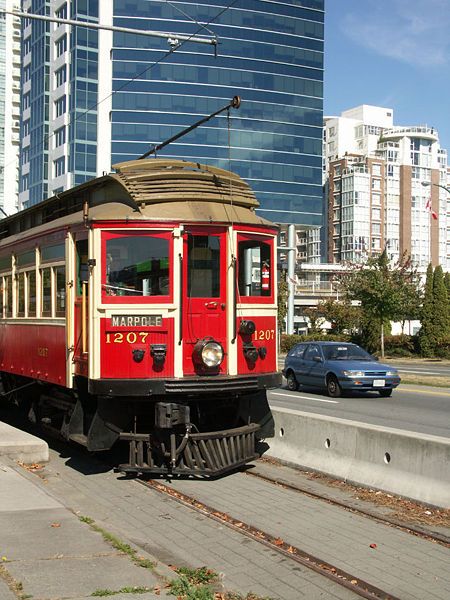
{"left": 193, "top": 338, "right": 224, "bottom": 368}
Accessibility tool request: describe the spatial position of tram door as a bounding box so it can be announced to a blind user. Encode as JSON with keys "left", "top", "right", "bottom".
{"left": 182, "top": 228, "right": 227, "bottom": 375}
{"left": 73, "top": 238, "right": 89, "bottom": 377}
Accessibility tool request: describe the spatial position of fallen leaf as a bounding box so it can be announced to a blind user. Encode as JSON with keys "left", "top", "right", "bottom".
{"left": 351, "top": 579, "right": 358, "bottom": 585}
{"left": 51, "top": 523, "right": 61, "bottom": 528}
{"left": 273, "top": 538, "right": 284, "bottom": 546}
{"left": 369, "top": 543, "right": 377, "bottom": 549}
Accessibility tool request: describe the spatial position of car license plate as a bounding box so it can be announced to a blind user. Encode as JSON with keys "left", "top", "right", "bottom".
{"left": 373, "top": 380, "right": 385, "bottom": 387}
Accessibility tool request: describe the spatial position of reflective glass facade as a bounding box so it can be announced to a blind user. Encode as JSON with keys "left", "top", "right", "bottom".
{"left": 20, "top": 1, "right": 324, "bottom": 224}
{"left": 26, "top": 0, "right": 50, "bottom": 205}
{"left": 68, "top": 0, "right": 99, "bottom": 186}
{"left": 111, "top": 0, "right": 324, "bottom": 225}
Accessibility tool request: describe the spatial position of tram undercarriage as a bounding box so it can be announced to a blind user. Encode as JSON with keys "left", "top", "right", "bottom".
{"left": 1, "top": 373, "right": 274, "bottom": 476}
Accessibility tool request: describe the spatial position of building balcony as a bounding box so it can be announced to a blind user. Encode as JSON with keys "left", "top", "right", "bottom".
{"left": 381, "top": 126, "right": 438, "bottom": 142}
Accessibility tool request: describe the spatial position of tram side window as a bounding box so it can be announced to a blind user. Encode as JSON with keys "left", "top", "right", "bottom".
{"left": 41, "top": 268, "right": 52, "bottom": 317}
{"left": 17, "top": 272, "right": 25, "bottom": 317}
{"left": 238, "top": 239, "right": 271, "bottom": 297}
{"left": 104, "top": 234, "right": 169, "bottom": 298}
{"left": 55, "top": 266, "right": 65, "bottom": 316}
{"left": 187, "top": 235, "right": 220, "bottom": 298}
{"left": 27, "top": 270, "right": 36, "bottom": 317}
{"left": 5, "top": 276, "right": 12, "bottom": 317}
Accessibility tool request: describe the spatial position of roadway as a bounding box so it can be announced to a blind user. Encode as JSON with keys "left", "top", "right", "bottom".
{"left": 268, "top": 384, "right": 450, "bottom": 439}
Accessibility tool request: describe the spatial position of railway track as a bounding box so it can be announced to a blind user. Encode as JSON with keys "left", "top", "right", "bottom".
{"left": 246, "top": 462, "right": 450, "bottom": 547}
{"left": 133, "top": 457, "right": 449, "bottom": 600}
{"left": 139, "top": 478, "right": 395, "bottom": 600}
{"left": 4, "top": 405, "right": 449, "bottom": 600}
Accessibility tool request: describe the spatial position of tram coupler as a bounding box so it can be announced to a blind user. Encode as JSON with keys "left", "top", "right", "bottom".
{"left": 155, "top": 402, "right": 190, "bottom": 428}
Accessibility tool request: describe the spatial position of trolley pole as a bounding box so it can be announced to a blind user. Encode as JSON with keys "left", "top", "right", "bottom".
{"left": 138, "top": 96, "right": 241, "bottom": 159}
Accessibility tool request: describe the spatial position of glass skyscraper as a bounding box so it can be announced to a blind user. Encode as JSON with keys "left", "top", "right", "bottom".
{"left": 19, "top": 0, "right": 324, "bottom": 226}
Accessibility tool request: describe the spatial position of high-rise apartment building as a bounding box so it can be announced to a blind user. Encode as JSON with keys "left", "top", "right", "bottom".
{"left": 0, "top": 2, "right": 21, "bottom": 216}
{"left": 18, "top": 0, "right": 324, "bottom": 228}
{"left": 324, "top": 105, "right": 449, "bottom": 270}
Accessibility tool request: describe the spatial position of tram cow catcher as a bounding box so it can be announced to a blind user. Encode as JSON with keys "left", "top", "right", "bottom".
{"left": 0, "top": 159, "right": 281, "bottom": 475}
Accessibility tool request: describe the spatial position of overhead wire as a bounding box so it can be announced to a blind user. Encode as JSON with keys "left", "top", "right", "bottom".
{"left": 0, "top": 0, "right": 240, "bottom": 182}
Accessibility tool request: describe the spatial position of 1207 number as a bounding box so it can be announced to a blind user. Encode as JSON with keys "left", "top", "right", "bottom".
{"left": 105, "top": 332, "right": 148, "bottom": 344}
{"left": 255, "top": 329, "right": 275, "bottom": 340}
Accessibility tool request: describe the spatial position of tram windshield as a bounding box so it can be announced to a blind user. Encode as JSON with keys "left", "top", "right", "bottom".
{"left": 104, "top": 233, "right": 169, "bottom": 298}
{"left": 238, "top": 238, "right": 271, "bottom": 297}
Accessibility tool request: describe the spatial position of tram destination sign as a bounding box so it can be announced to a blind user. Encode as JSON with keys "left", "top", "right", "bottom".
{"left": 111, "top": 315, "right": 162, "bottom": 327}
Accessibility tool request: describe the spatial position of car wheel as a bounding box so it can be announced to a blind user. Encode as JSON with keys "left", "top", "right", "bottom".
{"left": 286, "top": 371, "right": 299, "bottom": 391}
{"left": 379, "top": 389, "right": 392, "bottom": 397}
{"left": 327, "top": 374, "right": 342, "bottom": 398}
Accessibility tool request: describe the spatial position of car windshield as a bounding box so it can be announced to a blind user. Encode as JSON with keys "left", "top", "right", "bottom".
{"left": 322, "top": 345, "right": 373, "bottom": 361}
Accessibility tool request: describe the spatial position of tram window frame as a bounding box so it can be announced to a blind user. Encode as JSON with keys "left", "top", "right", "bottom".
{"left": 16, "top": 249, "right": 36, "bottom": 318}
{"left": 236, "top": 233, "right": 275, "bottom": 304}
{"left": 101, "top": 230, "right": 172, "bottom": 304}
{"left": 40, "top": 242, "right": 66, "bottom": 319}
{"left": 5, "top": 274, "right": 13, "bottom": 318}
{"left": 27, "top": 269, "right": 37, "bottom": 317}
{"left": 16, "top": 271, "right": 26, "bottom": 317}
{"left": 0, "top": 256, "right": 12, "bottom": 319}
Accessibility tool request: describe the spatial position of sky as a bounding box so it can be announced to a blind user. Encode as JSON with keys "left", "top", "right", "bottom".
{"left": 324, "top": 0, "right": 450, "bottom": 150}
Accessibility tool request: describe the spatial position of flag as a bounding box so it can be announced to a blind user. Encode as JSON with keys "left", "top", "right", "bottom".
{"left": 425, "top": 197, "right": 438, "bottom": 220}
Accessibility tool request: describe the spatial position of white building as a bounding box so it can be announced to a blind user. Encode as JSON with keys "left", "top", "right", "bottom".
{"left": 0, "top": 2, "right": 21, "bottom": 216}
{"left": 324, "top": 105, "right": 449, "bottom": 271}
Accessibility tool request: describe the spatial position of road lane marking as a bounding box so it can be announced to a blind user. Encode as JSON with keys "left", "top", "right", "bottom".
{"left": 399, "top": 387, "right": 450, "bottom": 396}
{"left": 400, "top": 369, "right": 445, "bottom": 375}
{"left": 271, "top": 392, "right": 339, "bottom": 404}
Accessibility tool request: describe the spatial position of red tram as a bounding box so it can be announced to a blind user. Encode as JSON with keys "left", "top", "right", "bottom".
{"left": 0, "top": 159, "right": 280, "bottom": 475}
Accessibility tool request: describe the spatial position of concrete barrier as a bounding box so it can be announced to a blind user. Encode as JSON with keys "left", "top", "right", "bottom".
{"left": 266, "top": 407, "right": 450, "bottom": 508}
{"left": 0, "top": 422, "right": 49, "bottom": 464}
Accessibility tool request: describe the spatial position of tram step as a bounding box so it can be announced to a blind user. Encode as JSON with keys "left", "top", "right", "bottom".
{"left": 68, "top": 433, "right": 88, "bottom": 447}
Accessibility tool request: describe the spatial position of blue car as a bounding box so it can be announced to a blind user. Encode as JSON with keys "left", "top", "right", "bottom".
{"left": 282, "top": 341, "right": 401, "bottom": 397}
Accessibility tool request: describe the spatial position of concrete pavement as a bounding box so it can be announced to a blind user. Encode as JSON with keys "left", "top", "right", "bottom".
{"left": 0, "top": 461, "right": 171, "bottom": 600}
{"left": 1, "top": 420, "right": 450, "bottom": 600}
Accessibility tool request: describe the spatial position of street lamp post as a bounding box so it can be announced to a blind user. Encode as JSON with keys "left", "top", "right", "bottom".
{"left": 421, "top": 180, "right": 450, "bottom": 195}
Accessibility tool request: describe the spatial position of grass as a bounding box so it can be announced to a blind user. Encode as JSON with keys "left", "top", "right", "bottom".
{"left": 78, "top": 516, "right": 156, "bottom": 571}
{"left": 91, "top": 587, "right": 150, "bottom": 596}
{"left": 399, "top": 375, "right": 450, "bottom": 388}
{"left": 0, "top": 564, "right": 30, "bottom": 600}
{"left": 167, "top": 567, "right": 274, "bottom": 600}
{"left": 79, "top": 519, "right": 273, "bottom": 600}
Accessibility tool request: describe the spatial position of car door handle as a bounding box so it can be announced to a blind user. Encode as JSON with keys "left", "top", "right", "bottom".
{"left": 204, "top": 302, "right": 218, "bottom": 309}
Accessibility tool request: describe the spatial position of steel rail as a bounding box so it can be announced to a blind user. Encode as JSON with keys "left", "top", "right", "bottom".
{"left": 247, "top": 463, "right": 450, "bottom": 548}
{"left": 140, "top": 479, "right": 401, "bottom": 600}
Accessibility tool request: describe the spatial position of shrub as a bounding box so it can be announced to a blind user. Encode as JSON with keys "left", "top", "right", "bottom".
{"left": 280, "top": 332, "right": 350, "bottom": 354}
{"left": 434, "top": 336, "right": 450, "bottom": 359}
{"left": 383, "top": 334, "right": 415, "bottom": 357}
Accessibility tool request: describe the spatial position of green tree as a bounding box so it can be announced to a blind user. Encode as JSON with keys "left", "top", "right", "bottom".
{"left": 341, "top": 251, "right": 420, "bottom": 357}
{"left": 432, "top": 265, "right": 450, "bottom": 338}
{"left": 303, "top": 306, "right": 323, "bottom": 335}
{"left": 444, "top": 271, "right": 450, "bottom": 298}
{"left": 418, "top": 264, "right": 436, "bottom": 357}
{"left": 317, "top": 298, "right": 361, "bottom": 335}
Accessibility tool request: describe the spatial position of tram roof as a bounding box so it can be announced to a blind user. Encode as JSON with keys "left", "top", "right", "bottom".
{"left": 0, "top": 160, "right": 274, "bottom": 242}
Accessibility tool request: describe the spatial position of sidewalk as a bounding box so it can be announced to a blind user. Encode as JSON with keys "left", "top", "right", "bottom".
{"left": 0, "top": 423, "right": 171, "bottom": 600}
{"left": 0, "top": 423, "right": 356, "bottom": 600}
{"left": 2, "top": 421, "right": 449, "bottom": 600}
